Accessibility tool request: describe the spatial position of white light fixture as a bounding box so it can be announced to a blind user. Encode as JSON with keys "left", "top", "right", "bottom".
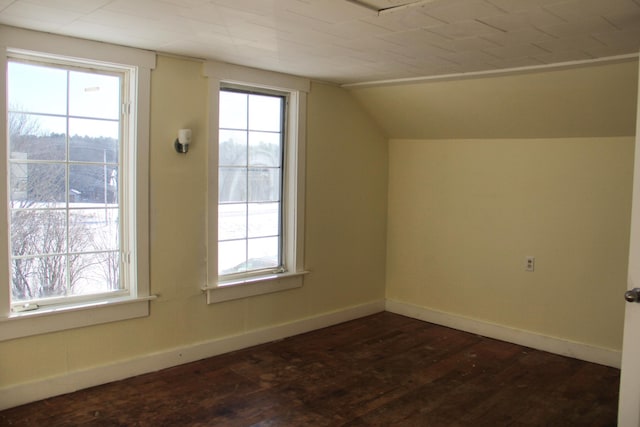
{"left": 175, "top": 128, "right": 192, "bottom": 153}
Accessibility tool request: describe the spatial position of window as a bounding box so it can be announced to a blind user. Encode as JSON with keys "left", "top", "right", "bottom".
{"left": 8, "top": 58, "right": 125, "bottom": 306}
{"left": 218, "top": 88, "right": 285, "bottom": 279}
{"left": 0, "top": 27, "right": 155, "bottom": 340}
{"left": 203, "top": 62, "right": 309, "bottom": 303}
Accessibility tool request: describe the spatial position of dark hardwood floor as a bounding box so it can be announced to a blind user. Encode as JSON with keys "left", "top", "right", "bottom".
{"left": 0, "top": 312, "right": 620, "bottom": 426}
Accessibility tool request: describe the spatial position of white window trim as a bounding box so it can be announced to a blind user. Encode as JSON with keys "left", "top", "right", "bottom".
{"left": 203, "top": 61, "right": 309, "bottom": 303}
{"left": 0, "top": 26, "right": 156, "bottom": 341}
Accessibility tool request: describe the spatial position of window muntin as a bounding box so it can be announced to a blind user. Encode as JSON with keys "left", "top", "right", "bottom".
{"left": 203, "top": 61, "right": 308, "bottom": 303}
{"left": 7, "top": 57, "right": 126, "bottom": 307}
{"left": 218, "top": 88, "right": 286, "bottom": 278}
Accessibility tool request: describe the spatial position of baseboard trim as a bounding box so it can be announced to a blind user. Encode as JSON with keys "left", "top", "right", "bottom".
{"left": 385, "top": 299, "right": 621, "bottom": 369}
{"left": 0, "top": 300, "right": 385, "bottom": 410}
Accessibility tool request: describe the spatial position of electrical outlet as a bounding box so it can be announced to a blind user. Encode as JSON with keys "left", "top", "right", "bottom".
{"left": 525, "top": 256, "right": 535, "bottom": 272}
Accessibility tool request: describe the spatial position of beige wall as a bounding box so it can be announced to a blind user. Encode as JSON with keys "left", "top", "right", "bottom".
{"left": 0, "top": 56, "right": 388, "bottom": 388}
{"left": 351, "top": 59, "right": 638, "bottom": 351}
{"left": 305, "top": 82, "right": 388, "bottom": 311}
{"left": 386, "top": 137, "right": 633, "bottom": 350}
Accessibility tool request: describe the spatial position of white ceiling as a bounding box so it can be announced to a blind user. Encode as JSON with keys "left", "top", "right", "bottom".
{"left": 0, "top": 0, "right": 638, "bottom": 85}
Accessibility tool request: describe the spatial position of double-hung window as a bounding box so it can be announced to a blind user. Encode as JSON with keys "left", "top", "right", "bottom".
{"left": 218, "top": 87, "right": 286, "bottom": 278}
{"left": 0, "top": 27, "right": 154, "bottom": 340}
{"left": 8, "top": 57, "right": 125, "bottom": 305}
{"left": 204, "top": 62, "right": 309, "bottom": 303}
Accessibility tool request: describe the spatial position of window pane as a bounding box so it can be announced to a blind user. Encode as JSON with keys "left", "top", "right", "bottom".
{"left": 219, "top": 239, "right": 247, "bottom": 275}
{"left": 70, "top": 118, "right": 119, "bottom": 140}
{"left": 69, "top": 208, "right": 119, "bottom": 252}
{"left": 69, "top": 71, "right": 120, "bottom": 120}
{"left": 70, "top": 164, "right": 118, "bottom": 204}
{"left": 248, "top": 203, "right": 279, "bottom": 238}
{"left": 69, "top": 119, "right": 119, "bottom": 163}
{"left": 247, "top": 237, "right": 279, "bottom": 268}
{"left": 6, "top": 54, "right": 131, "bottom": 309}
{"left": 219, "top": 130, "right": 247, "bottom": 166}
{"left": 218, "top": 87, "right": 285, "bottom": 279}
{"left": 249, "top": 131, "right": 281, "bottom": 167}
{"left": 219, "top": 167, "right": 247, "bottom": 203}
{"left": 248, "top": 168, "right": 280, "bottom": 202}
{"left": 10, "top": 163, "right": 66, "bottom": 205}
{"left": 249, "top": 94, "right": 282, "bottom": 132}
{"left": 9, "top": 113, "right": 66, "bottom": 161}
{"left": 9, "top": 161, "right": 29, "bottom": 203}
{"left": 219, "top": 203, "right": 247, "bottom": 241}
{"left": 8, "top": 62, "right": 67, "bottom": 115}
{"left": 219, "top": 91, "right": 247, "bottom": 129}
{"left": 69, "top": 252, "right": 121, "bottom": 295}
{"left": 11, "top": 209, "right": 67, "bottom": 256}
{"left": 11, "top": 255, "right": 68, "bottom": 301}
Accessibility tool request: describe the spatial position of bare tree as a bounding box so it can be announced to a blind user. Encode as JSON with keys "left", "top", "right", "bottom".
{"left": 8, "top": 108, "right": 120, "bottom": 302}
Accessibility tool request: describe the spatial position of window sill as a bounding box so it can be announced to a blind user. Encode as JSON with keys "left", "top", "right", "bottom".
{"left": 0, "top": 295, "right": 156, "bottom": 342}
{"left": 203, "top": 271, "right": 308, "bottom": 304}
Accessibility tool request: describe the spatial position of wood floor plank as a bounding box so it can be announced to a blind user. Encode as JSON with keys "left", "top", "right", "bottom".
{"left": 0, "top": 312, "right": 620, "bottom": 426}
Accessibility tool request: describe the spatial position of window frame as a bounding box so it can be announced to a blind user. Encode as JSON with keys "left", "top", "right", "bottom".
{"left": 203, "top": 61, "right": 309, "bottom": 304}
{"left": 217, "top": 85, "right": 287, "bottom": 281}
{"left": 7, "top": 55, "right": 127, "bottom": 309}
{"left": 0, "top": 26, "right": 155, "bottom": 341}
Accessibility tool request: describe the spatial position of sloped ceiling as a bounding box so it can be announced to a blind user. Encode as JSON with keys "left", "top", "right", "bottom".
{"left": 349, "top": 59, "right": 639, "bottom": 139}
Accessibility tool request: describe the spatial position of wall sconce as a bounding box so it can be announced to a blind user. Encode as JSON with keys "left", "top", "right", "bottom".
{"left": 174, "top": 129, "right": 192, "bottom": 153}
